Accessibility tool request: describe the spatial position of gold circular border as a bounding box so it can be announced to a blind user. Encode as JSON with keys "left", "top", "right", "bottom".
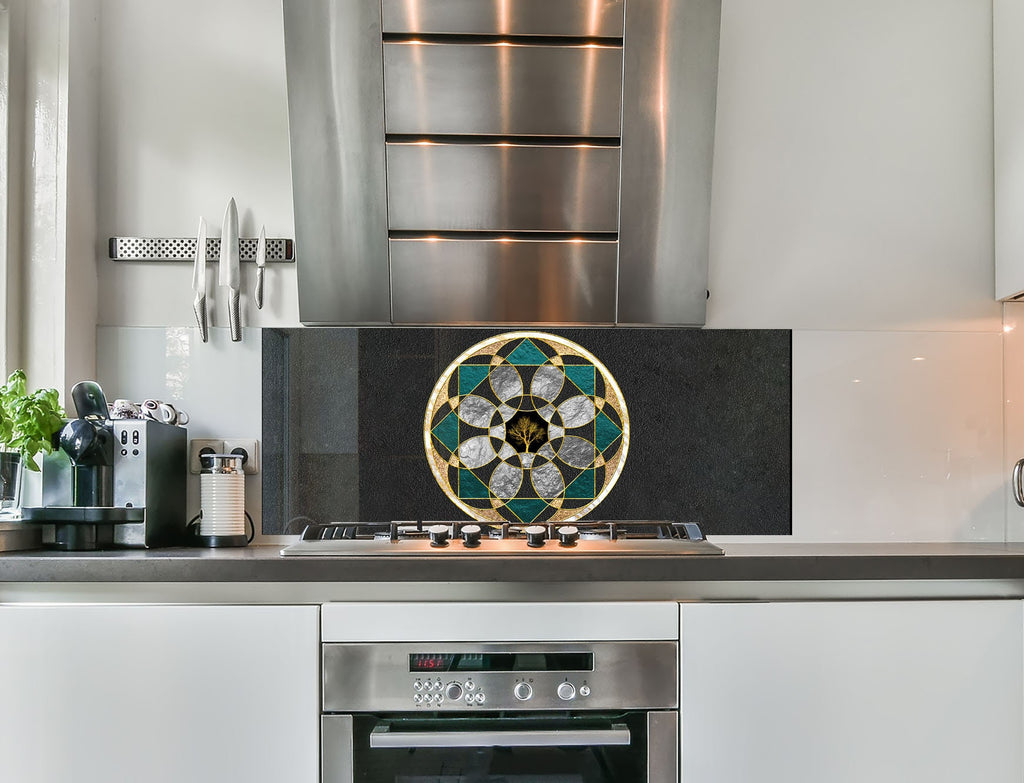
{"left": 423, "top": 331, "right": 630, "bottom": 523}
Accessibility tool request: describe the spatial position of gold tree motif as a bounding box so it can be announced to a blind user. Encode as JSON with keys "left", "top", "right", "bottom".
{"left": 507, "top": 416, "right": 544, "bottom": 453}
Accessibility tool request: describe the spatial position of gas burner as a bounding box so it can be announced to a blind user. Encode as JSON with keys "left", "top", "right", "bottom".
{"left": 280, "top": 520, "right": 723, "bottom": 557}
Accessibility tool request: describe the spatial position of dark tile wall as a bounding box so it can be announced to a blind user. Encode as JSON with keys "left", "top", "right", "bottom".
{"left": 263, "top": 328, "right": 792, "bottom": 536}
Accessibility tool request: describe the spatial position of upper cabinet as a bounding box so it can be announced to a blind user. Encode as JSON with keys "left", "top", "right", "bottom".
{"left": 283, "top": 0, "right": 722, "bottom": 326}
{"left": 996, "top": 0, "right": 1024, "bottom": 300}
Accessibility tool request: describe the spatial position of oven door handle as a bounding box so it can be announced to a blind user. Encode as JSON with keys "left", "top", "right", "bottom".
{"left": 369, "top": 723, "right": 632, "bottom": 749}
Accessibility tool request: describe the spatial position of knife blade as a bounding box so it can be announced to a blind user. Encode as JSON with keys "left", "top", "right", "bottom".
{"left": 192, "top": 217, "right": 209, "bottom": 342}
{"left": 219, "top": 197, "right": 241, "bottom": 342}
{"left": 254, "top": 224, "right": 266, "bottom": 310}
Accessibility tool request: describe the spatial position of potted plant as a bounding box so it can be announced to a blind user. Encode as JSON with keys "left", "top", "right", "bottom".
{"left": 0, "top": 370, "right": 65, "bottom": 515}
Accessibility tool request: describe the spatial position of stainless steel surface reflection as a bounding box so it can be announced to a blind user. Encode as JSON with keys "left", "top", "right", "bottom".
{"left": 382, "top": 0, "right": 626, "bottom": 37}
{"left": 390, "top": 238, "right": 617, "bottom": 323}
{"left": 386, "top": 143, "right": 621, "bottom": 232}
{"left": 384, "top": 42, "right": 623, "bottom": 137}
{"left": 618, "top": 0, "right": 722, "bottom": 325}
{"left": 283, "top": 0, "right": 391, "bottom": 324}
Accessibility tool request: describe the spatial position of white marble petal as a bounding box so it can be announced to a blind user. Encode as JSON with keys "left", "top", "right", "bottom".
{"left": 537, "top": 443, "right": 556, "bottom": 460}
{"left": 558, "top": 436, "right": 596, "bottom": 469}
{"left": 548, "top": 425, "right": 565, "bottom": 440}
{"left": 557, "top": 396, "right": 597, "bottom": 427}
{"left": 498, "top": 443, "right": 517, "bottom": 461}
{"left": 498, "top": 404, "right": 517, "bottom": 422}
{"left": 537, "top": 404, "right": 556, "bottom": 422}
{"left": 489, "top": 461, "right": 522, "bottom": 500}
{"left": 519, "top": 453, "right": 536, "bottom": 469}
{"left": 458, "top": 436, "right": 496, "bottom": 469}
{"left": 489, "top": 424, "right": 506, "bottom": 440}
{"left": 531, "top": 462, "right": 565, "bottom": 499}
{"left": 490, "top": 365, "right": 523, "bottom": 402}
{"left": 530, "top": 365, "right": 565, "bottom": 401}
{"left": 458, "top": 395, "right": 496, "bottom": 428}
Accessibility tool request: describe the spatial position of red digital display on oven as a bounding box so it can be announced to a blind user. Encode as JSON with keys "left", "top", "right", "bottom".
{"left": 410, "top": 654, "right": 454, "bottom": 672}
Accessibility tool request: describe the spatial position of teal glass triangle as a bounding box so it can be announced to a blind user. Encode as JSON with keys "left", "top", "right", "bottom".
{"left": 564, "top": 365, "right": 596, "bottom": 396}
{"left": 594, "top": 410, "right": 623, "bottom": 453}
{"left": 431, "top": 412, "right": 460, "bottom": 452}
{"left": 459, "top": 365, "right": 490, "bottom": 395}
{"left": 506, "top": 339, "right": 548, "bottom": 366}
{"left": 504, "top": 498, "right": 549, "bottom": 524}
{"left": 564, "top": 469, "right": 595, "bottom": 499}
{"left": 458, "top": 469, "right": 490, "bottom": 499}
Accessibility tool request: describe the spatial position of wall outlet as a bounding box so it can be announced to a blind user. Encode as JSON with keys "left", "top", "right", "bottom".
{"left": 189, "top": 439, "right": 224, "bottom": 474}
{"left": 223, "top": 438, "right": 260, "bottom": 475}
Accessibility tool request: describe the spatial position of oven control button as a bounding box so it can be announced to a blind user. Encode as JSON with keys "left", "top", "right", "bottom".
{"left": 557, "top": 525, "right": 579, "bottom": 546}
{"left": 413, "top": 694, "right": 422, "bottom": 705}
{"left": 461, "top": 524, "right": 482, "bottom": 547}
{"left": 413, "top": 680, "right": 423, "bottom": 691}
{"left": 525, "top": 525, "right": 547, "bottom": 547}
{"left": 434, "top": 693, "right": 443, "bottom": 704}
{"left": 446, "top": 682, "right": 464, "bottom": 701}
{"left": 513, "top": 682, "right": 533, "bottom": 701}
{"left": 465, "top": 694, "right": 474, "bottom": 705}
{"left": 557, "top": 682, "right": 576, "bottom": 701}
{"left": 474, "top": 692, "right": 486, "bottom": 705}
{"left": 465, "top": 680, "right": 476, "bottom": 691}
{"left": 428, "top": 524, "right": 450, "bottom": 547}
{"left": 579, "top": 685, "right": 591, "bottom": 697}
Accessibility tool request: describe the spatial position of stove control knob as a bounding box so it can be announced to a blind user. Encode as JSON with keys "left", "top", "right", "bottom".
{"left": 514, "top": 682, "right": 533, "bottom": 701}
{"left": 461, "top": 524, "right": 482, "bottom": 548}
{"left": 557, "top": 525, "right": 579, "bottom": 547}
{"left": 428, "top": 524, "right": 450, "bottom": 547}
{"left": 445, "top": 682, "right": 464, "bottom": 701}
{"left": 557, "top": 682, "right": 576, "bottom": 701}
{"left": 525, "top": 525, "right": 547, "bottom": 548}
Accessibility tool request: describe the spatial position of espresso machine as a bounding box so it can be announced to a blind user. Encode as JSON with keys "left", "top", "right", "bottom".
{"left": 22, "top": 381, "right": 187, "bottom": 550}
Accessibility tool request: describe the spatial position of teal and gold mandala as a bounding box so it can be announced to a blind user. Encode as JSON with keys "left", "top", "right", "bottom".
{"left": 424, "top": 332, "right": 629, "bottom": 525}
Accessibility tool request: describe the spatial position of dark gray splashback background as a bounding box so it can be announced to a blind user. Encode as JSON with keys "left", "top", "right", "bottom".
{"left": 263, "top": 328, "right": 792, "bottom": 536}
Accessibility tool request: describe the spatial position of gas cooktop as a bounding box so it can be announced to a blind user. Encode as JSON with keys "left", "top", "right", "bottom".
{"left": 280, "top": 520, "right": 723, "bottom": 557}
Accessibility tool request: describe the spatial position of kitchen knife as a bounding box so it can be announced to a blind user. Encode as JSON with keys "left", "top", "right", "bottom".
{"left": 254, "top": 224, "right": 266, "bottom": 310}
{"left": 192, "top": 217, "right": 209, "bottom": 342}
{"left": 219, "top": 197, "right": 241, "bottom": 342}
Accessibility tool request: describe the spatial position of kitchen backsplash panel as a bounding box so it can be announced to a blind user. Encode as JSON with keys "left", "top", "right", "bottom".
{"left": 262, "top": 328, "right": 793, "bottom": 536}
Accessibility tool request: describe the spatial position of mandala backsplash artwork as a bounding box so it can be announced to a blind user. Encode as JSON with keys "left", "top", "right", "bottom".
{"left": 424, "top": 332, "right": 629, "bottom": 526}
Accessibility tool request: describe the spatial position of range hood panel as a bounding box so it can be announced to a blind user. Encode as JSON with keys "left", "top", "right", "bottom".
{"left": 284, "top": 0, "right": 721, "bottom": 327}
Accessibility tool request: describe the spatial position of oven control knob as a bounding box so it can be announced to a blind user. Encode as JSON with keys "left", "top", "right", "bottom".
{"left": 557, "top": 682, "right": 576, "bottom": 701}
{"left": 428, "top": 524, "right": 450, "bottom": 547}
{"left": 461, "top": 524, "right": 482, "bottom": 548}
{"left": 525, "top": 525, "right": 547, "bottom": 547}
{"left": 514, "top": 682, "right": 533, "bottom": 701}
{"left": 557, "top": 525, "right": 579, "bottom": 546}
{"left": 445, "top": 682, "right": 464, "bottom": 701}
{"left": 579, "top": 685, "right": 591, "bottom": 697}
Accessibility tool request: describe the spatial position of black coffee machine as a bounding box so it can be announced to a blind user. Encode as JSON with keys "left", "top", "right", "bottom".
{"left": 22, "top": 381, "right": 187, "bottom": 550}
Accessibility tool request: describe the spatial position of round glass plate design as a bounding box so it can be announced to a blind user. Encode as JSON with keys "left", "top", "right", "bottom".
{"left": 424, "top": 332, "right": 629, "bottom": 526}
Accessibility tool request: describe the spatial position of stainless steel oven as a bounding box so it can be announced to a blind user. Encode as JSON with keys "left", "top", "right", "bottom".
{"left": 321, "top": 641, "right": 678, "bottom": 782}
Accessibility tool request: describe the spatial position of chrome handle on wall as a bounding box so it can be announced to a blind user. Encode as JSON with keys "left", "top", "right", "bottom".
{"left": 369, "top": 723, "right": 631, "bottom": 749}
{"left": 1013, "top": 459, "right": 1024, "bottom": 507}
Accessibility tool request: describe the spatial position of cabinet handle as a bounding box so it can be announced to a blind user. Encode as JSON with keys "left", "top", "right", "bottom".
{"left": 1013, "top": 459, "right": 1024, "bottom": 507}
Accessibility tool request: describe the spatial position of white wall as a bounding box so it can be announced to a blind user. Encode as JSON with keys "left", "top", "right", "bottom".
{"left": 91, "top": 0, "right": 1004, "bottom": 542}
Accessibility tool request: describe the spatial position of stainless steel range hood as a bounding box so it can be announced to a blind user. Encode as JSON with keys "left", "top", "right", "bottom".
{"left": 283, "top": 0, "right": 721, "bottom": 326}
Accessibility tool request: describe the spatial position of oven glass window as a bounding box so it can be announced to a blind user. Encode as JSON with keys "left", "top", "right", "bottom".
{"left": 350, "top": 713, "right": 647, "bottom": 783}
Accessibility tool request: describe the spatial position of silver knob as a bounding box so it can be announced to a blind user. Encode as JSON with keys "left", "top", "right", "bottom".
{"left": 557, "top": 682, "right": 576, "bottom": 701}
{"left": 445, "top": 682, "right": 464, "bottom": 701}
{"left": 513, "top": 682, "right": 533, "bottom": 701}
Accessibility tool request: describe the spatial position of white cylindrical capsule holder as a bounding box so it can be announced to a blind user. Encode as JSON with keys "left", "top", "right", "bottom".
{"left": 199, "top": 454, "right": 245, "bottom": 537}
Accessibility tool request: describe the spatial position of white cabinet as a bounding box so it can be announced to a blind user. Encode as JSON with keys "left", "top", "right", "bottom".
{"left": 680, "top": 601, "right": 1023, "bottom": 783}
{"left": 0, "top": 604, "right": 319, "bottom": 783}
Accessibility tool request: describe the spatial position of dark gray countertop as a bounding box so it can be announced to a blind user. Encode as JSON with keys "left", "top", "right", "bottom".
{"left": 2, "top": 542, "right": 1024, "bottom": 583}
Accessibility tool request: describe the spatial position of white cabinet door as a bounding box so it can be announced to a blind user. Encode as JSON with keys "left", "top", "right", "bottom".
{"left": 680, "top": 601, "right": 1023, "bottom": 783}
{"left": 0, "top": 604, "right": 319, "bottom": 783}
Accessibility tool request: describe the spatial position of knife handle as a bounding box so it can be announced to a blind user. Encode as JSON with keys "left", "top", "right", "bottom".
{"left": 229, "top": 289, "right": 241, "bottom": 342}
{"left": 193, "top": 294, "right": 209, "bottom": 343}
{"left": 255, "top": 267, "right": 265, "bottom": 310}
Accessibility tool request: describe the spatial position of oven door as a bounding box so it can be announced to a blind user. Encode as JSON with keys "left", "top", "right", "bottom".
{"left": 323, "top": 711, "right": 677, "bottom": 783}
